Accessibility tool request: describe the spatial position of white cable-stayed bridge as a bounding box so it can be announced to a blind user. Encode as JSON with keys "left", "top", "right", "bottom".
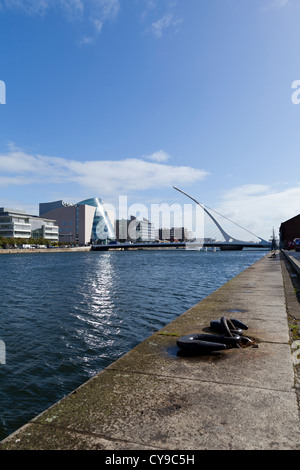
{"left": 92, "top": 186, "right": 271, "bottom": 251}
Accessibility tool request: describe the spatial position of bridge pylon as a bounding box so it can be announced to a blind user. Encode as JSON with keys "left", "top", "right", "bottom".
{"left": 173, "top": 186, "right": 271, "bottom": 250}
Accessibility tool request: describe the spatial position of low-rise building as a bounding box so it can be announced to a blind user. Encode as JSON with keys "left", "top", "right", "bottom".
{"left": 0, "top": 207, "right": 59, "bottom": 242}
{"left": 115, "top": 218, "right": 130, "bottom": 242}
{"left": 280, "top": 214, "right": 300, "bottom": 249}
{"left": 156, "top": 227, "right": 188, "bottom": 242}
{"left": 115, "top": 216, "right": 155, "bottom": 242}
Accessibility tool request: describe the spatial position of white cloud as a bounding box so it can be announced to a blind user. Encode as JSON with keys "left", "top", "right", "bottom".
{"left": 263, "top": 0, "right": 290, "bottom": 10}
{"left": 222, "top": 184, "right": 271, "bottom": 199}
{"left": 140, "top": 0, "right": 156, "bottom": 22}
{"left": 0, "top": 0, "right": 120, "bottom": 43}
{"left": 144, "top": 150, "right": 170, "bottom": 163}
{"left": 97, "top": 0, "right": 120, "bottom": 19}
{"left": 273, "top": 0, "right": 289, "bottom": 6}
{"left": 69, "top": 158, "right": 207, "bottom": 194}
{"left": 0, "top": 146, "right": 208, "bottom": 196}
{"left": 59, "top": 0, "right": 84, "bottom": 20}
{"left": 151, "top": 13, "right": 183, "bottom": 38}
{"left": 78, "top": 35, "right": 95, "bottom": 45}
{"left": 216, "top": 184, "right": 300, "bottom": 240}
{"left": 8, "top": 0, "right": 47, "bottom": 15}
{"left": 0, "top": 0, "right": 121, "bottom": 20}
{"left": 0, "top": 0, "right": 117, "bottom": 18}
{"left": 0, "top": 0, "right": 184, "bottom": 43}
{"left": 93, "top": 18, "right": 103, "bottom": 32}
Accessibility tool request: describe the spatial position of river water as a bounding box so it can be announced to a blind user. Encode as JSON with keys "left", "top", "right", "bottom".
{"left": 0, "top": 249, "right": 265, "bottom": 440}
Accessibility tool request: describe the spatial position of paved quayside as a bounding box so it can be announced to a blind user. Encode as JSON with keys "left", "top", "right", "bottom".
{"left": 1, "top": 253, "right": 300, "bottom": 450}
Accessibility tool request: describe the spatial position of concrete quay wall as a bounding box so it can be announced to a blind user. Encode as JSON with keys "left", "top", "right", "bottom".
{"left": 0, "top": 246, "right": 91, "bottom": 254}
{"left": 282, "top": 250, "right": 300, "bottom": 278}
{"left": 1, "top": 253, "right": 300, "bottom": 450}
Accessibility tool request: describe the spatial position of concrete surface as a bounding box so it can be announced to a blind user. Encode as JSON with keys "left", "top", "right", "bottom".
{"left": 282, "top": 250, "right": 300, "bottom": 279}
{"left": 281, "top": 251, "right": 300, "bottom": 322}
{"left": 1, "top": 252, "right": 300, "bottom": 450}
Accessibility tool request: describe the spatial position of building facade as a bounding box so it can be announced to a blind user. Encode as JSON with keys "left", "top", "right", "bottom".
{"left": 156, "top": 227, "right": 188, "bottom": 242}
{"left": 116, "top": 216, "right": 155, "bottom": 242}
{"left": 0, "top": 207, "right": 59, "bottom": 242}
{"left": 280, "top": 214, "right": 300, "bottom": 248}
{"left": 39, "top": 198, "right": 116, "bottom": 245}
{"left": 115, "top": 218, "right": 129, "bottom": 242}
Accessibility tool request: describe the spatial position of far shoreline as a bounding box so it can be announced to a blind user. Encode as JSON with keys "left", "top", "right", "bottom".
{"left": 0, "top": 247, "right": 92, "bottom": 254}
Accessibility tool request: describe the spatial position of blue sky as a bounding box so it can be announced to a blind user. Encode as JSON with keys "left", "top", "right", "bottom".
{"left": 1, "top": 0, "right": 300, "bottom": 239}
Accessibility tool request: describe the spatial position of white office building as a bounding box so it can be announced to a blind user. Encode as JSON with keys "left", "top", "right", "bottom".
{"left": 127, "top": 217, "right": 155, "bottom": 242}
{"left": 0, "top": 207, "right": 59, "bottom": 241}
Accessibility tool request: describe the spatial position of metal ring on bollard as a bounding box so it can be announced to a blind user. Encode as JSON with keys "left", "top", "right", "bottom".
{"left": 210, "top": 317, "right": 247, "bottom": 336}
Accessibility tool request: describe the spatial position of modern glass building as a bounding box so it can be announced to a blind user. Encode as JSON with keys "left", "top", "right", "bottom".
{"left": 39, "top": 198, "right": 116, "bottom": 244}
{"left": 77, "top": 198, "right": 116, "bottom": 243}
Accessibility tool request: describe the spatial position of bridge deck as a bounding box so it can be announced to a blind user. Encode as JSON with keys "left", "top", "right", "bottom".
{"left": 91, "top": 242, "right": 270, "bottom": 251}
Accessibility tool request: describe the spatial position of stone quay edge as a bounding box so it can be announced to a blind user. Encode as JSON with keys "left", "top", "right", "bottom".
{"left": 1, "top": 253, "right": 300, "bottom": 450}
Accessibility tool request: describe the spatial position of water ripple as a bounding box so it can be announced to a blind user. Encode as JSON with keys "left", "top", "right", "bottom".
{"left": 0, "top": 249, "right": 264, "bottom": 439}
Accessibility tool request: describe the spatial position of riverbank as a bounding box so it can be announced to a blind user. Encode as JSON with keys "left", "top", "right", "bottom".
{"left": 0, "top": 247, "right": 91, "bottom": 254}
{"left": 1, "top": 252, "right": 299, "bottom": 450}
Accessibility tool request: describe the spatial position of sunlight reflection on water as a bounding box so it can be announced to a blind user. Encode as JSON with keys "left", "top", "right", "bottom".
{"left": 0, "top": 249, "right": 265, "bottom": 439}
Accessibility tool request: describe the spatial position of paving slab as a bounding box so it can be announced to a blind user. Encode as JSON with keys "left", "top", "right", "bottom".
{"left": 1, "top": 253, "right": 300, "bottom": 450}
{"left": 106, "top": 337, "right": 294, "bottom": 391}
{"left": 159, "top": 302, "right": 290, "bottom": 343}
{"left": 1, "top": 371, "right": 299, "bottom": 450}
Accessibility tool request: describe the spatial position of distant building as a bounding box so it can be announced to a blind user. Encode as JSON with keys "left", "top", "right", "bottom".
{"left": 156, "top": 228, "right": 171, "bottom": 241}
{"left": 0, "top": 207, "right": 59, "bottom": 242}
{"left": 115, "top": 216, "right": 155, "bottom": 242}
{"left": 39, "top": 198, "right": 116, "bottom": 245}
{"left": 280, "top": 214, "right": 300, "bottom": 248}
{"left": 131, "top": 217, "right": 155, "bottom": 242}
{"left": 115, "top": 219, "right": 130, "bottom": 242}
{"left": 155, "top": 227, "right": 187, "bottom": 242}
